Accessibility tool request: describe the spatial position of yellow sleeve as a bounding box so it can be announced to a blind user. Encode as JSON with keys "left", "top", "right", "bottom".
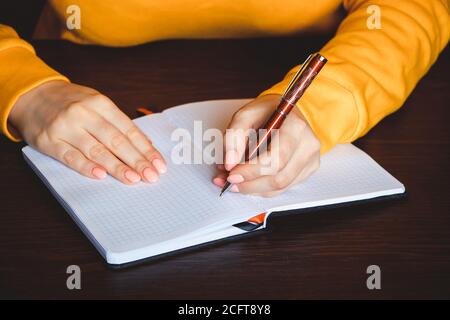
{"left": 0, "top": 24, "right": 69, "bottom": 141}
{"left": 260, "top": 0, "right": 450, "bottom": 153}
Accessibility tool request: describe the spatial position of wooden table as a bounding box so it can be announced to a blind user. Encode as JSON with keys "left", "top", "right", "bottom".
{"left": 1, "top": 35, "right": 449, "bottom": 299}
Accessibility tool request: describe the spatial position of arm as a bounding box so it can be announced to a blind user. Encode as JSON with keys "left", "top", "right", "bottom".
{"left": 0, "top": 24, "right": 167, "bottom": 184}
{"left": 0, "top": 24, "right": 68, "bottom": 141}
{"left": 217, "top": 0, "right": 449, "bottom": 197}
{"left": 260, "top": 0, "right": 450, "bottom": 153}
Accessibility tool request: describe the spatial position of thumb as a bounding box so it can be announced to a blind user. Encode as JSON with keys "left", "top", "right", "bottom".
{"left": 224, "top": 95, "right": 280, "bottom": 171}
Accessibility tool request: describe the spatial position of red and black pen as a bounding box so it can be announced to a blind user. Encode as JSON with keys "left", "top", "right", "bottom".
{"left": 219, "top": 52, "right": 327, "bottom": 197}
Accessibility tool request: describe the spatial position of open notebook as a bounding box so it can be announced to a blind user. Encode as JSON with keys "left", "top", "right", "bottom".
{"left": 23, "top": 99, "right": 405, "bottom": 266}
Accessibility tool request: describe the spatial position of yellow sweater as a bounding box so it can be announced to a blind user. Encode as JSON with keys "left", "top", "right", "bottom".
{"left": 0, "top": 0, "right": 449, "bottom": 153}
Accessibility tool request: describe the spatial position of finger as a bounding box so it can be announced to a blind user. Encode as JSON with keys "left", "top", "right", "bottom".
{"left": 237, "top": 133, "right": 320, "bottom": 196}
{"left": 259, "top": 157, "right": 320, "bottom": 197}
{"left": 212, "top": 176, "right": 226, "bottom": 188}
{"left": 65, "top": 130, "right": 142, "bottom": 184}
{"left": 224, "top": 99, "right": 275, "bottom": 171}
{"left": 123, "top": 125, "right": 167, "bottom": 174}
{"left": 86, "top": 95, "right": 167, "bottom": 174}
{"left": 212, "top": 172, "right": 239, "bottom": 193}
{"left": 223, "top": 116, "right": 250, "bottom": 172}
{"left": 227, "top": 112, "right": 302, "bottom": 185}
{"left": 43, "top": 141, "right": 107, "bottom": 180}
{"left": 82, "top": 114, "right": 159, "bottom": 183}
{"left": 236, "top": 155, "right": 315, "bottom": 196}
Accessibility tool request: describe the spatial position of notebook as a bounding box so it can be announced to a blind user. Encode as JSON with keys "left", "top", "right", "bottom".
{"left": 22, "top": 99, "right": 405, "bottom": 266}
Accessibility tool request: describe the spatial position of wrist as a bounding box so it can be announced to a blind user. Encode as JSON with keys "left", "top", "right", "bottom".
{"left": 8, "top": 80, "right": 68, "bottom": 136}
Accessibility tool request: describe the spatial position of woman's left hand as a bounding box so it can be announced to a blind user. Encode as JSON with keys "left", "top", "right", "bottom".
{"left": 213, "top": 94, "right": 321, "bottom": 197}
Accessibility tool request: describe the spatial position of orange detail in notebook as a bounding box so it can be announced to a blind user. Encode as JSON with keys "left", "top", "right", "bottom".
{"left": 137, "top": 107, "right": 153, "bottom": 115}
{"left": 248, "top": 212, "right": 267, "bottom": 225}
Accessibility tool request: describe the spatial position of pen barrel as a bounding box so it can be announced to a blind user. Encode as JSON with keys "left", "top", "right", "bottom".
{"left": 222, "top": 53, "right": 326, "bottom": 196}
{"left": 245, "top": 53, "right": 327, "bottom": 162}
{"left": 284, "top": 53, "right": 327, "bottom": 106}
{"left": 246, "top": 103, "right": 290, "bottom": 160}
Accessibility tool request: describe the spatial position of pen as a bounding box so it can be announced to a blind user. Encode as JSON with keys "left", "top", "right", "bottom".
{"left": 219, "top": 52, "right": 327, "bottom": 197}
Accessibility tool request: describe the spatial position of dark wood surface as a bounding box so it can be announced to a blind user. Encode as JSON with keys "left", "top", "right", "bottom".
{"left": 0, "top": 35, "right": 449, "bottom": 299}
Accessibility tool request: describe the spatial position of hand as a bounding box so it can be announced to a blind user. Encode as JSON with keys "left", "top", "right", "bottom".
{"left": 9, "top": 80, "right": 167, "bottom": 184}
{"left": 213, "top": 94, "right": 321, "bottom": 197}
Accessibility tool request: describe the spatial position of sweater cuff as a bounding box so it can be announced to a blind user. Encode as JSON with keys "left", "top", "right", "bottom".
{"left": 0, "top": 47, "right": 69, "bottom": 141}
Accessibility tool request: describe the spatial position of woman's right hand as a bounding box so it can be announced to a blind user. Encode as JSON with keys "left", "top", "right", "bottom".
{"left": 8, "top": 80, "right": 167, "bottom": 184}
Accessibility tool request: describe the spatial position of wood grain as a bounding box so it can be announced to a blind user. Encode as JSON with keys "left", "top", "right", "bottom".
{"left": 0, "top": 35, "right": 449, "bottom": 299}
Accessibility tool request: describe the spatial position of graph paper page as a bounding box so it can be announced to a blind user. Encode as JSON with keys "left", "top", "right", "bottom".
{"left": 22, "top": 99, "right": 404, "bottom": 262}
{"left": 22, "top": 111, "right": 261, "bottom": 256}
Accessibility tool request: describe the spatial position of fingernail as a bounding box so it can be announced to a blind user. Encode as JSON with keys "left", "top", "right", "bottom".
{"left": 152, "top": 158, "right": 167, "bottom": 174}
{"left": 227, "top": 174, "right": 244, "bottom": 184}
{"left": 230, "top": 185, "right": 239, "bottom": 193}
{"left": 213, "top": 177, "right": 225, "bottom": 187}
{"left": 143, "top": 167, "right": 159, "bottom": 183}
{"left": 125, "top": 170, "right": 141, "bottom": 183}
{"left": 92, "top": 167, "right": 107, "bottom": 179}
{"left": 225, "top": 149, "right": 239, "bottom": 171}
